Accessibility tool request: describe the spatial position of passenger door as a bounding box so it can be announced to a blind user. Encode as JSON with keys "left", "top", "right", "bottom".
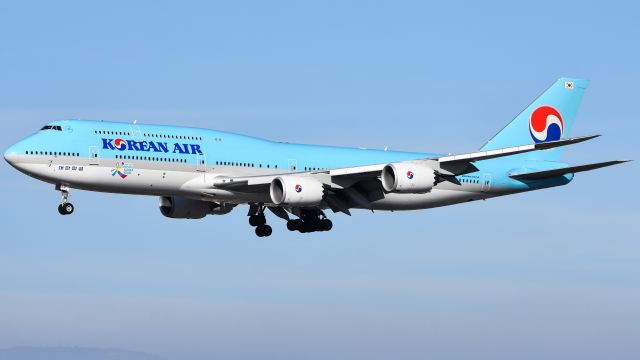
{"left": 196, "top": 153, "right": 206, "bottom": 172}
{"left": 288, "top": 159, "right": 298, "bottom": 171}
{"left": 129, "top": 124, "right": 143, "bottom": 142}
{"left": 89, "top": 146, "right": 100, "bottom": 165}
{"left": 481, "top": 173, "right": 492, "bottom": 192}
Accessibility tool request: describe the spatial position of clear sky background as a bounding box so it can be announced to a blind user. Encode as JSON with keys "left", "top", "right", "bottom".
{"left": 0, "top": 1, "right": 638, "bottom": 359}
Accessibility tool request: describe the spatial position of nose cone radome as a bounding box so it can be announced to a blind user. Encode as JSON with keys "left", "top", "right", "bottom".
{"left": 4, "top": 144, "right": 18, "bottom": 166}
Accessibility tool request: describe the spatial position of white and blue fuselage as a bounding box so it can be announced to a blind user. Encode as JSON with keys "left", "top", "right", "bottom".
{"left": 3, "top": 78, "right": 626, "bottom": 236}
{"left": 5, "top": 119, "right": 520, "bottom": 208}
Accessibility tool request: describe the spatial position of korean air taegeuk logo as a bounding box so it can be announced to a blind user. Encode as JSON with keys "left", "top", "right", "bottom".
{"left": 529, "top": 105, "right": 564, "bottom": 143}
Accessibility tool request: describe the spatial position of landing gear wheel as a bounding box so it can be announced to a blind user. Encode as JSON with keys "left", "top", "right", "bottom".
{"left": 64, "top": 203, "right": 74, "bottom": 215}
{"left": 58, "top": 203, "right": 74, "bottom": 215}
{"left": 320, "top": 219, "right": 332, "bottom": 231}
{"left": 249, "top": 214, "right": 266, "bottom": 227}
{"left": 287, "top": 219, "right": 300, "bottom": 231}
{"left": 255, "top": 225, "right": 272, "bottom": 237}
{"left": 299, "top": 221, "right": 312, "bottom": 233}
{"left": 56, "top": 185, "right": 73, "bottom": 215}
{"left": 291, "top": 210, "right": 333, "bottom": 233}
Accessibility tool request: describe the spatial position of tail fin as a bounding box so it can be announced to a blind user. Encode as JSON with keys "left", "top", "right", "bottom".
{"left": 480, "top": 77, "right": 589, "bottom": 161}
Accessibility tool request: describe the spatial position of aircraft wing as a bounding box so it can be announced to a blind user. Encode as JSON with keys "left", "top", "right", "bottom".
{"left": 212, "top": 135, "right": 600, "bottom": 192}
{"left": 324, "top": 134, "right": 600, "bottom": 179}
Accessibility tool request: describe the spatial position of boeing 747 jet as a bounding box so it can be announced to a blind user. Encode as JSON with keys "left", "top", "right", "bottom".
{"left": 4, "top": 78, "right": 629, "bottom": 236}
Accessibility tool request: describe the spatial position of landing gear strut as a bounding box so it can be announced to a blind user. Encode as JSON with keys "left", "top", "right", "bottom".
{"left": 56, "top": 184, "right": 74, "bottom": 215}
{"left": 287, "top": 209, "right": 332, "bottom": 233}
{"left": 248, "top": 204, "right": 272, "bottom": 237}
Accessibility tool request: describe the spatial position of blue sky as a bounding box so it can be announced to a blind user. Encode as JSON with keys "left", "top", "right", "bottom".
{"left": 0, "top": 1, "right": 638, "bottom": 359}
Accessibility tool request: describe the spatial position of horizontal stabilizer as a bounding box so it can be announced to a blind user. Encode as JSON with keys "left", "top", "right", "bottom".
{"left": 435, "top": 135, "right": 600, "bottom": 175}
{"left": 439, "top": 135, "right": 599, "bottom": 164}
{"left": 509, "top": 160, "right": 630, "bottom": 180}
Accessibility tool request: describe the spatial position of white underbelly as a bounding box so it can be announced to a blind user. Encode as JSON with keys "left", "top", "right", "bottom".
{"left": 368, "top": 188, "right": 490, "bottom": 210}
{"left": 16, "top": 159, "right": 200, "bottom": 196}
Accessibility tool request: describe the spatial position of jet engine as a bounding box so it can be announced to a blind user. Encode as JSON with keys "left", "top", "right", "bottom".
{"left": 381, "top": 163, "right": 437, "bottom": 193}
{"left": 270, "top": 176, "right": 325, "bottom": 206}
{"left": 159, "top": 196, "right": 233, "bottom": 219}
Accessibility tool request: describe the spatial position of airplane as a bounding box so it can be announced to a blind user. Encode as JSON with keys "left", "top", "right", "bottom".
{"left": 3, "top": 78, "right": 629, "bottom": 237}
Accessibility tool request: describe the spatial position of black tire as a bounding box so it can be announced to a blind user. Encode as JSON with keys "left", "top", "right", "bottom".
{"left": 255, "top": 225, "right": 272, "bottom": 237}
{"left": 286, "top": 220, "right": 298, "bottom": 231}
{"left": 58, "top": 204, "right": 66, "bottom": 215}
{"left": 255, "top": 226, "right": 264, "bottom": 237}
{"left": 63, "top": 203, "right": 74, "bottom": 215}
{"left": 299, "top": 221, "right": 313, "bottom": 233}
{"left": 249, "top": 215, "right": 266, "bottom": 227}
{"left": 321, "top": 219, "right": 333, "bottom": 231}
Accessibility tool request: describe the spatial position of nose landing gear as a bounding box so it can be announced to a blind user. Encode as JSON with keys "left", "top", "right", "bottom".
{"left": 58, "top": 202, "right": 74, "bottom": 215}
{"left": 56, "top": 185, "right": 74, "bottom": 215}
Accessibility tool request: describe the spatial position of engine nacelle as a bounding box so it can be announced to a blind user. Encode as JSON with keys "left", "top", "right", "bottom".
{"left": 159, "top": 196, "right": 233, "bottom": 219}
{"left": 270, "top": 176, "right": 324, "bottom": 206}
{"left": 381, "top": 163, "right": 437, "bottom": 193}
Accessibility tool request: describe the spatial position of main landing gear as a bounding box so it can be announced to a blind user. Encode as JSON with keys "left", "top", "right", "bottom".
{"left": 286, "top": 209, "right": 332, "bottom": 233}
{"left": 247, "top": 205, "right": 334, "bottom": 237}
{"left": 56, "top": 185, "right": 74, "bottom": 215}
{"left": 248, "top": 205, "right": 272, "bottom": 237}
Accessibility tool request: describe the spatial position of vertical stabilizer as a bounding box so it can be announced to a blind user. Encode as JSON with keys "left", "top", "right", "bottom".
{"left": 480, "top": 78, "right": 588, "bottom": 161}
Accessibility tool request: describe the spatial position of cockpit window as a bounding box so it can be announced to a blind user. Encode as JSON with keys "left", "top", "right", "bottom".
{"left": 41, "top": 125, "right": 62, "bottom": 131}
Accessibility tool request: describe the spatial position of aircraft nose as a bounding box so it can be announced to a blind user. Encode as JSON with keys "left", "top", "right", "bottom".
{"left": 4, "top": 143, "right": 20, "bottom": 166}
